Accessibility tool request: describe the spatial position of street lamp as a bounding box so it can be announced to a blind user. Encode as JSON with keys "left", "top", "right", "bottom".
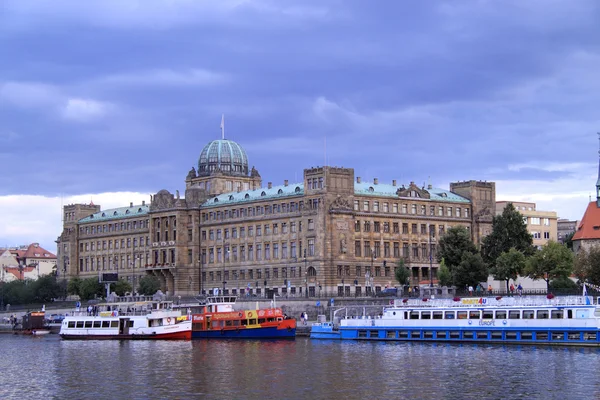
{"left": 429, "top": 226, "right": 434, "bottom": 288}
{"left": 341, "top": 278, "right": 345, "bottom": 297}
{"left": 370, "top": 248, "right": 377, "bottom": 296}
{"left": 304, "top": 250, "right": 308, "bottom": 298}
{"left": 223, "top": 247, "right": 230, "bottom": 295}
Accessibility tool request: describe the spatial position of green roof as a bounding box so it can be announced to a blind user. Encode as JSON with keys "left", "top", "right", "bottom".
{"left": 201, "top": 181, "right": 470, "bottom": 207}
{"left": 354, "top": 182, "right": 470, "bottom": 203}
{"left": 79, "top": 204, "right": 149, "bottom": 223}
{"left": 201, "top": 183, "right": 304, "bottom": 208}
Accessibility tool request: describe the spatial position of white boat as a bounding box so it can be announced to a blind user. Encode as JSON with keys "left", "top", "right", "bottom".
{"left": 31, "top": 329, "right": 51, "bottom": 336}
{"left": 311, "top": 290, "right": 600, "bottom": 346}
{"left": 60, "top": 300, "right": 191, "bottom": 340}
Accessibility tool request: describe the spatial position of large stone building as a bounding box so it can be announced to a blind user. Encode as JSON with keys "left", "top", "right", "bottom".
{"left": 57, "top": 137, "right": 496, "bottom": 296}
{"left": 495, "top": 201, "right": 558, "bottom": 248}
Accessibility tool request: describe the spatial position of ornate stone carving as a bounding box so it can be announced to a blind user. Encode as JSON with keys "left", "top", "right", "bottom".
{"left": 396, "top": 182, "right": 431, "bottom": 199}
{"left": 339, "top": 235, "right": 347, "bottom": 254}
{"left": 186, "top": 166, "right": 197, "bottom": 180}
{"left": 329, "top": 195, "right": 352, "bottom": 211}
{"left": 250, "top": 166, "right": 261, "bottom": 177}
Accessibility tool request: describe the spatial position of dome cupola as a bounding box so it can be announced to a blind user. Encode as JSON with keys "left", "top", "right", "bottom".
{"left": 197, "top": 139, "right": 249, "bottom": 177}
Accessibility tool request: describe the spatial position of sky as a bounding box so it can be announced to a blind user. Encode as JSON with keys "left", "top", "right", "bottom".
{"left": 1, "top": 0, "right": 599, "bottom": 253}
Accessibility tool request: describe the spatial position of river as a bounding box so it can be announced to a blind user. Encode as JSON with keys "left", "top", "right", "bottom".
{"left": 1, "top": 335, "right": 599, "bottom": 399}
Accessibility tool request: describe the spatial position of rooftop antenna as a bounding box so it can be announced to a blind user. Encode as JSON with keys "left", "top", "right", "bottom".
{"left": 324, "top": 135, "right": 327, "bottom": 167}
{"left": 220, "top": 114, "right": 225, "bottom": 140}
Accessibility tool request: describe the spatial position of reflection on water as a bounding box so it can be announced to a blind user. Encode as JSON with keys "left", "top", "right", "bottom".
{"left": 1, "top": 336, "right": 600, "bottom": 399}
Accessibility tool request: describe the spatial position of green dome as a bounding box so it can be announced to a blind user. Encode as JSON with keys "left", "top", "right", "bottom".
{"left": 198, "top": 139, "right": 249, "bottom": 177}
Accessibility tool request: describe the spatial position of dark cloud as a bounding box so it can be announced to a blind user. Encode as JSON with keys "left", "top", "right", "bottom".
{"left": 0, "top": 0, "right": 599, "bottom": 198}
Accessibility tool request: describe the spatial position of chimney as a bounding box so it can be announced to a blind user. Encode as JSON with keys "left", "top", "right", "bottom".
{"left": 142, "top": 200, "right": 146, "bottom": 206}
{"left": 284, "top": 180, "right": 289, "bottom": 187}
{"left": 410, "top": 181, "right": 414, "bottom": 186}
{"left": 392, "top": 180, "right": 397, "bottom": 186}
{"left": 374, "top": 178, "right": 379, "bottom": 185}
{"left": 130, "top": 202, "right": 133, "bottom": 207}
{"left": 357, "top": 177, "right": 361, "bottom": 183}
{"left": 268, "top": 182, "right": 272, "bottom": 189}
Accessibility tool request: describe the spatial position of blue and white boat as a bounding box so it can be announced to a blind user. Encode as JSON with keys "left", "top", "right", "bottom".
{"left": 311, "top": 290, "right": 600, "bottom": 346}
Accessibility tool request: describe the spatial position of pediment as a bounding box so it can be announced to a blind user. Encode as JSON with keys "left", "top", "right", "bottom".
{"left": 396, "top": 182, "right": 430, "bottom": 199}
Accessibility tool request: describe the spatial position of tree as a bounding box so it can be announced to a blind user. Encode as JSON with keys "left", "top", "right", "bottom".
{"left": 111, "top": 279, "right": 133, "bottom": 296}
{"left": 437, "top": 258, "right": 452, "bottom": 287}
{"left": 31, "top": 275, "right": 63, "bottom": 303}
{"left": 491, "top": 248, "right": 526, "bottom": 293}
{"left": 394, "top": 259, "right": 410, "bottom": 287}
{"left": 481, "top": 203, "right": 535, "bottom": 268}
{"left": 79, "top": 278, "right": 104, "bottom": 301}
{"left": 574, "top": 245, "right": 600, "bottom": 286}
{"left": 67, "top": 277, "right": 82, "bottom": 297}
{"left": 525, "top": 241, "right": 574, "bottom": 290}
{"left": 563, "top": 232, "right": 575, "bottom": 250}
{"left": 436, "top": 226, "right": 478, "bottom": 269}
{"left": 452, "top": 252, "right": 488, "bottom": 289}
{"left": 138, "top": 275, "right": 161, "bottom": 295}
{"left": 548, "top": 276, "right": 579, "bottom": 291}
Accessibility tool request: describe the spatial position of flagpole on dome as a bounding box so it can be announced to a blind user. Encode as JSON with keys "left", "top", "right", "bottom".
{"left": 220, "top": 114, "right": 225, "bottom": 140}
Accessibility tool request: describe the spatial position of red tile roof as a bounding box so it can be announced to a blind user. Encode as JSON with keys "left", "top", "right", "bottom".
{"left": 572, "top": 201, "right": 600, "bottom": 241}
{"left": 23, "top": 243, "right": 56, "bottom": 259}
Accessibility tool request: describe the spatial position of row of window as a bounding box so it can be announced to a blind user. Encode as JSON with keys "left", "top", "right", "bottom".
{"left": 79, "top": 253, "right": 150, "bottom": 272}
{"left": 200, "top": 220, "right": 313, "bottom": 242}
{"left": 531, "top": 231, "right": 552, "bottom": 239}
{"left": 355, "top": 221, "right": 465, "bottom": 236}
{"left": 80, "top": 219, "right": 149, "bottom": 235}
{"left": 201, "top": 199, "right": 321, "bottom": 222}
{"left": 201, "top": 239, "right": 315, "bottom": 264}
{"left": 80, "top": 237, "right": 150, "bottom": 252}
{"left": 354, "top": 240, "right": 437, "bottom": 259}
{"left": 526, "top": 217, "right": 551, "bottom": 226}
{"left": 202, "top": 265, "right": 316, "bottom": 282}
{"left": 404, "top": 309, "right": 575, "bottom": 320}
{"left": 354, "top": 201, "right": 470, "bottom": 218}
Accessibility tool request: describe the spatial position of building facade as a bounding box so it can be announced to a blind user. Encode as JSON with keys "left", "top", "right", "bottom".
{"left": 57, "top": 138, "right": 496, "bottom": 296}
{"left": 557, "top": 219, "right": 579, "bottom": 244}
{"left": 495, "top": 201, "right": 558, "bottom": 248}
{"left": 0, "top": 243, "right": 57, "bottom": 282}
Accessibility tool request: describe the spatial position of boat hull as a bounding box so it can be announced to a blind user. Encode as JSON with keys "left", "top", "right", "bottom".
{"left": 193, "top": 325, "right": 295, "bottom": 339}
{"left": 60, "top": 330, "right": 191, "bottom": 340}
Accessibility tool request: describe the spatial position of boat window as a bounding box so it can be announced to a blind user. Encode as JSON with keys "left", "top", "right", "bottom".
{"left": 421, "top": 311, "right": 431, "bottom": 319}
{"left": 267, "top": 318, "right": 275, "bottom": 322}
{"left": 110, "top": 321, "right": 118, "bottom": 328}
{"left": 469, "top": 311, "right": 480, "bottom": 319}
{"left": 249, "top": 319, "right": 257, "bottom": 325}
{"left": 68, "top": 321, "right": 76, "bottom": 328}
{"left": 491, "top": 331, "right": 502, "bottom": 340}
{"left": 93, "top": 321, "right": 101, "bottom": 328}
{"left": 433, "top": 311, "right": 443, "bottom": 320}
{"left": 584, "top": 332, "right": 597, "bottom": 341}
{"left": 84, "top": 321, "right": 93, "bottom": 328}
{"left": 76, "top": 321, "right": 84, "bottom": 328}
{"left": 521, "top": 332, "right": 533, "bottom": 340}
{"left": 552, "top": 332, "right": 565, "bottom": 341}
{"left": 536, "top": 310, "right": 549, "bottom": 319}
{"left": 409, "top": 311, "right": 419, "bottom": 320}
{"left": 536, "top": 332, "right": 548, "bottom": 340}
{"left": 482, "top": 310, "right": 493, "bottom": 319}
{"left": 241, "top": 319, "right": 247, "bottom": 326}
{"left": 568, "top": 332, "right": 581, "bottom": 341}
{"left": 128, "top": 321, "right": 134, "bottom": 327}
{"left": 506, "top": 331, "right": 517, "bottom": 340}
{"left": 102, "top": 321, "right": 110, "bottom": 328}
{"left": 595, "top": 309, "right": 600, "bottom": 318}
{"left": 457, "top": 311, "right": 467, "bottom": 319}
{"left": 509, "top": 311, "right": 520, "bottom": 319}
{"left": 225, "top": 320, "right": 233, "bottom": 327}
{"left": 495, "top": 310, "right": 507, "bottom": 319}
{"left": 212, "top": 321, "right": 219, "bottom": 328}
{"left": 259, "top": 319, "right": 267, "bottom": 324}
{"left": 233, "top": 320, "right": 240, "bottom": 326}
{"left": 444, "top": 311, "right": 455, "bottom": 319}
{"left": 523, "top": 310, "right": 534, "bottom": 319}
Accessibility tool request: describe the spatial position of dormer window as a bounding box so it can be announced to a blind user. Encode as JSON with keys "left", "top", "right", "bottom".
{"left": 295, "top": 186, "right": 301, "bottom": 193}
{"left": 245, "top": 194, "right": 250, "bottom": 199}
{"left": 369, "top": 187, "right": 374, "bottom": 193}
{"left": 261, "top": 191, "right": 266, "bottom": 196}
{"left": 278, "top": 189, "right": 283, "bottom": 194}
{"left": 214, "top": 198, "right": 219, "bottom": 203}
{"left": 229, "top": 195, "right": 234, "bottom": 200}
{"left": 101, "top": 213, "right": 106, "bottom": 217}
{"left": 138, "top": 208, "right": 143, "bottom": 212}
{"left": 113, "top": 211, "right": 118, "bottom": 216}
{"left": 125, "top": 210, "right": 130, "bottom": 214}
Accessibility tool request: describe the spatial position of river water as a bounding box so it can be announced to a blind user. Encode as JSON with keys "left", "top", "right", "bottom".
{"left": 1, "top": 335, "right": 599, "bottom": 399}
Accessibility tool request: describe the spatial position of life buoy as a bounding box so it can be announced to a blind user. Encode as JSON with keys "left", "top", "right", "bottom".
{"left": 248, "top": 311, "right": 253, "bottom": 318}
{"left": 238, "top": 312, "right": 243, "bottom": 318}
{"left": 167, "top": 317, "right": 171, "bottom": 324}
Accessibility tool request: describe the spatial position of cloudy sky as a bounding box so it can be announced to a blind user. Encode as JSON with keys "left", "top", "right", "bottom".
{"left": 1, "top": 0, "right": 599, "bottom": 253}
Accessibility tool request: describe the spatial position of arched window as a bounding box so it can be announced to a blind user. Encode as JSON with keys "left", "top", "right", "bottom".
{"left": 278, "top": 189, "right": 283, "bottom": 194}
{"left": 125, "top": 210, "right": 130, "bottom": 214}
{"left": 245, "top": 193, "right": 250, "bottom": 199}
{"left": 138, "top": 208, "right": 143, "bottom": 212}
{"left": 261, "top": 191, "right": 266, "bottom": 196}
{"left": 214, "top": 198, "right": 219, "bottom": 203}
{"left": 229, "top": 195, "right": 234, "bottom": 200}
{"left": 113, "top": 211, "right": 118, "bottom": 216}
{"left": 368, "top": 187, "right": 374, "bottom": 193}
{"left": 307, "top": 266, "right": 317, "bottom": 277}
{"left": 295, "top": 186, "right": 301, "bottom": 193}
{"left": 101, "top": 213, "right": 106, "bottom": 217}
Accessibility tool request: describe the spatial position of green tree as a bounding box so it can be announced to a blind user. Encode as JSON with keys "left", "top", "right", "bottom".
{"left": 574, "top": 245, "right": 600, "bottom": 286}
{"left": 67, "top": 277, "right": 82, "bottom": 297}
{"left": 31, "top": 275, "right": 63, "bottom": 303}
{"left": 111, "top": 279, "right": 133, "bottom": 296}
{"left": 491, "top": 248, "right": 526, "bottom": 293}
{"left": 394, "top": 259, "right": 410, "bottom": 287}
{"left": 79, "top": 277, "right": 104, "bottom": 301}
{"left": 437, "top": 258, "right": 452, "bottom": 287}
{"left": 436, "top": 226, "right": 478, "bottom": 269}
{"left": 481, "top": 203, "right": 535, "bottom": 268}
{"left": 563, "top": 232, "right": 575, "bottom": 250}
{"left": 452, "top": 252, "right": 488, "bottom": 289}
{"left": 548, "top": 276, "right": 579, "bottom": 291}
{"left": 525, "top": 241, "right": 574, "bottom": 290}
{"left": 138, "top": 275, "right": 161, "bottom": 295}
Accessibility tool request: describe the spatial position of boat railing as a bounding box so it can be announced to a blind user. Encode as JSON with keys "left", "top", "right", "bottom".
{"left": 392, "top": 296, "right": 598, "bottom": 309}
{"left": 68, "top": 309, "right": 182, "bottom": 317}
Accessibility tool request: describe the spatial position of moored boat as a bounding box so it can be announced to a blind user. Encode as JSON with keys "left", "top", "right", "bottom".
{"left": 59, "top": 300, "right": 191, "bottom": 340}
{"left": 311, "top": 291, "right": 600, "bottom": 346}
{"left": 186, "top": 295, "right": 296, "bottom": 339}
{"left": 13, "top": 311, "right": 51, "bottom": 336}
